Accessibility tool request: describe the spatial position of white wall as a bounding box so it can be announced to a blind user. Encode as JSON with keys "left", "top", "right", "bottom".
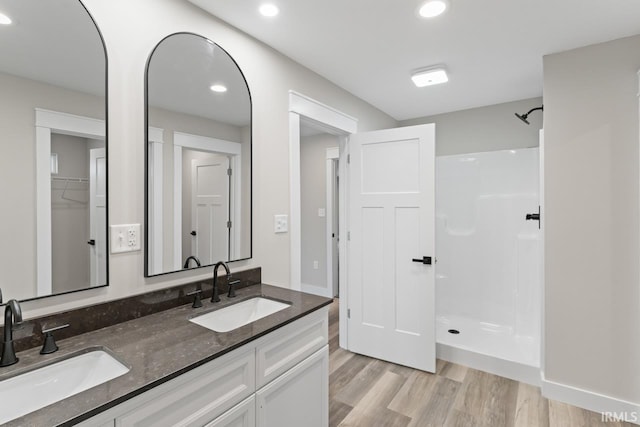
{"left": 401, "top": 97, "right": 543, "bottom": 156}
{"left": 300, "top": 133, "right": 339, "bottom": 293}
{"left": 17, "top": 0, "right": 396, "bottom": 319}
{"left": 543, "top": 34, "right": 640, "bottom": 405}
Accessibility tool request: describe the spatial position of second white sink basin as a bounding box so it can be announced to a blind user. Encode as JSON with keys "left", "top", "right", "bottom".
{"left": 0, "top": 348, "right": 129, "bottom": 424}
{"left": 190, "top": 297, "right": 291, "bottom": 332}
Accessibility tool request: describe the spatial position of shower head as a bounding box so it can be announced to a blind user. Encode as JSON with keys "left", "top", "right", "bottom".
{"left": 515, "top": 112, "right": 530, "bottom": 125}
{"left": 514, "top": 105, "right": 543, "bottom": 125}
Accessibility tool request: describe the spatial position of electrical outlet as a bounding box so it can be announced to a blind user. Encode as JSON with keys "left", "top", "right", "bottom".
{"left": 111, "top": 224, "right": 141, "bottom": 253}
{"left": 313, "top": 260, "right": 319, "bottom": 270}
{"left": 274, "top": 214, "right": 288, "bottom": 233}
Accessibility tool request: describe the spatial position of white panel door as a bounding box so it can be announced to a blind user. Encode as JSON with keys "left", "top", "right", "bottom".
{"left": 89, "top": 147, "right": 106, "bottom": 287}
{"left": 348, "top": 124, "right": 436, "bottom": 372}
{"left": 191, "top": 157, "right": 230, "bottom": 264}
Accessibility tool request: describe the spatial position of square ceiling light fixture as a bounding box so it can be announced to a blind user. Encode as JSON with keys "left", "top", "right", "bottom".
{"left": 411, "top": 67, "right": 448, "bottom": 87}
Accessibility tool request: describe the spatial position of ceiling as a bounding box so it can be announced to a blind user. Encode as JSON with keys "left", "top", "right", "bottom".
{"left": 0, "top": 0, "right": 104, "bottom": 96}
{"left": 148, "top": 34, "right": 251, "bottom": 127}
{"left": 188, "top": 0, "right": 640, "bottom": 121}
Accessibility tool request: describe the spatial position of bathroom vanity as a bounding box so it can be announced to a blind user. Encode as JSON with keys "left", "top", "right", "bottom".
{"left": 1, "top": 285, "right": 331, "bottom": 427}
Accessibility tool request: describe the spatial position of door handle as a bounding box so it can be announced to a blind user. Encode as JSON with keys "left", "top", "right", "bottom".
{"left": 525, "top": 206, "right": 541, "bottom": 229}
{"left": 412, "top": 256, "right": 432, "bottom": 265}
{"left": 190, "top": 231, "right": 197, "bottom": 236}
{"left": 87, "top": 239, "right": 96, "bottom": 246}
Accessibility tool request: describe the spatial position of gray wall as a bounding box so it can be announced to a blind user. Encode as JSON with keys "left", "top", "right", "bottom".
{"left": 543, "top": 34, "right": 640, "bottom": 404}
{"left": 401, "top": 97, "right": 543, "bottom": 156}
{"left": 300, "top": 133, "right": 339, "bottom": 293}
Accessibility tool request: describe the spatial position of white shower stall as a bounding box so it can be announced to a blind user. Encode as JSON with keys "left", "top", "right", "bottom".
{"left": 435, "top": 147, "right": 541, "bottom": 384}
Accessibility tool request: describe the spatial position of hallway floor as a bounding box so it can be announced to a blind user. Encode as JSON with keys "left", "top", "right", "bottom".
{"left": 327, "top": 300, "right": 633, "bottom": 427}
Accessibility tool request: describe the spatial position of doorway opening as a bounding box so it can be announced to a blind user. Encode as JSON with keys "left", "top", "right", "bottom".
{"left": 299, "top": 125, "right": 341, "bottom": 299}
{"left": 289, "top": 91, "right": 357, "bottom": 350}
{"left": 35, "top": 108, "right": 107, "bottom": 297}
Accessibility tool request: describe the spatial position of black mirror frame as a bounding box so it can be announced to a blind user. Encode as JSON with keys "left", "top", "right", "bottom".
{"left": 143, "top": 32, "right": 253, "bottom": 278}
{"left": 20, "top": 0, "right": 110, "bottom": 302}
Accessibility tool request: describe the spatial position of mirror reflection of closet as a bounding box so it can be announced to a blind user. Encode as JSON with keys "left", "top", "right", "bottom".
{"left": 0, "top": 0, "right": 108, "bottom": 301}
{"left": 145, "top": 33, "right": 252, "bottom": 277}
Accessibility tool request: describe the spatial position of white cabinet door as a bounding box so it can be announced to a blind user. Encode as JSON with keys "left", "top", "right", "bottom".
{"left": 205, "top": 396, "right": 255, "bottom": 427}
{"left": 256, "top": 346, "right": 328, "bottom": 427}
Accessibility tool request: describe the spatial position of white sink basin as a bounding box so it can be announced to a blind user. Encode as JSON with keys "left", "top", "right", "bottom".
{"left": 190, "top": 297, "right": 291, "bottom": 332}
{"left": 0, "top": 349, "right": 129, "bottom": 424}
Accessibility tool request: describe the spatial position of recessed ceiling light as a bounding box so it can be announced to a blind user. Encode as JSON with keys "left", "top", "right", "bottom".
{"left": 0, "top": 12, "right": 12, "bottom": 25}
{"left": 411, "top": 67, "right": 448, "bottom": 87}
{"left": 418, "top": 0, "right": 449, "bottom": 18}
{"left": 259, "top": 4, "right": 279, "bottom": 17}
{"left": 210, "top": 84, "right": 227, "bottom": 93}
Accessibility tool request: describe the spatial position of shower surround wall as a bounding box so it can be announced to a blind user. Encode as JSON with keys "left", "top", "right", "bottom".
{"left": 436, "top": 147, "right": 541, "bottom": 382}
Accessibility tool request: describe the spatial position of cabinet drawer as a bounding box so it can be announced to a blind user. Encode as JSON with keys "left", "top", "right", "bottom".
{"left": 115, "top": 348, "right": 255, "bottom": 427}
{"left": 255, "top": 307, "right": 328, "bottom": 388}
{"left": 204, "top": 396, "right": 255, "bottom": 427}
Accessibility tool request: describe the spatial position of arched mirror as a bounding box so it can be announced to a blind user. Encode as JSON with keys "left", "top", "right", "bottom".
{"left": 145, "top": 33, "right": 251, "bottom": 277}
{"left": 0, "top": 0, "right": 108, "bottom": 301}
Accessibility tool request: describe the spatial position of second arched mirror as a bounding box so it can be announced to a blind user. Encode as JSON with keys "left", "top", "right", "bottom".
{"left": 145, "top": 33, "right": 251, "bottom": 277}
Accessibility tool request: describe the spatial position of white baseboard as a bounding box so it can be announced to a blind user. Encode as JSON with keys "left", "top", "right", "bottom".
{"left": 436, "top": 342, "right": 541, "bottom": 386}
{"left": 301, "top": 282, "right": 333, "bottom": 298}
{"left": 541, "top": 375, "right": 640, "bottom": 425}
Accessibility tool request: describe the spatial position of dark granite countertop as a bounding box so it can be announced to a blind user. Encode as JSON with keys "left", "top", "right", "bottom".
{"left": 1, "top": 284, "right": 332, "bottom": 427}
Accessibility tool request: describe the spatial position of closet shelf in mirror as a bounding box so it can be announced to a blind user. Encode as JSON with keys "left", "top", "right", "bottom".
{"left": 51, "top": 176, "right": 89, "bottom": 183}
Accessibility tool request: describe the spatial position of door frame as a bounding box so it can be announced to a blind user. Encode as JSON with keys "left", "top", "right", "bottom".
{"left": 147, "top": 127, "right": 165, "bottom": 275}
{"left": 35, "top": 108, "right": 106, "bottom": 297}
{"left": 289, "top": 91, "right": 357, "bottom": 349}
{"left": 172, "top": 132, "right": 242, "bottom": 270}
{"left": 326, "top": 147, "right": 339, "bottom": 298}
{"left": 190, "top": 156, "right": 231, "bottom": 263}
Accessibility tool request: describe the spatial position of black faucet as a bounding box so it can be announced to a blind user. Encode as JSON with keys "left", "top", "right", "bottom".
{"left": 183, "top": 256, "right": 201, "bottom": 269}
{"left": 1, "top": 299, "right": 23, "bottom": 367}
{"left": 211, "top": 261, "right": 231, "bottom": 303}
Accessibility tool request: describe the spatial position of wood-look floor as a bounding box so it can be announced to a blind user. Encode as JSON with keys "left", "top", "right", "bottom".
{"left": 328, "top": 300, "right": 633, "bottom": 427}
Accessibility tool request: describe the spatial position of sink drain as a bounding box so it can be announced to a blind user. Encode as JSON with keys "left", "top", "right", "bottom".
{"left": 448, "top": 329, "right": 460, "bottom": 335}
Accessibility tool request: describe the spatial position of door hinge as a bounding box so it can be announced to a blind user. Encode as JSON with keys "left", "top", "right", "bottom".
{"left": 227, "top": 220, "right": 232, "bottom": 228}
{"left": 347, "top": 231, "right": 351, "bottom": 241}
{"left": 347, "top": 154, "right": 351, "bottom": 164}
{"left": 347, "top": 308, "right": 351, "bottom": 319}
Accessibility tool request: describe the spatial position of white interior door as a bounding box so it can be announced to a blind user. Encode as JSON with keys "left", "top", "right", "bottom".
{"left": 348, "top": 124, "right": 436, "bottom": 372}
{"left": 89, "top": 147, "right": 106, "bottom": 287}
{"left": 191, "top": 156, "right": 230, "bottom": 264}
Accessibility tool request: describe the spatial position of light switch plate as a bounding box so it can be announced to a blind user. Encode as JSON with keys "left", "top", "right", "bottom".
{"left": 110, "top": 224, "right": 141, "bottom": 253}
{"left": 318, "top": 208, "right": 326, "bottom": 217}
{"left": 274, "top": 214, "right": 288, "bottom": 233}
